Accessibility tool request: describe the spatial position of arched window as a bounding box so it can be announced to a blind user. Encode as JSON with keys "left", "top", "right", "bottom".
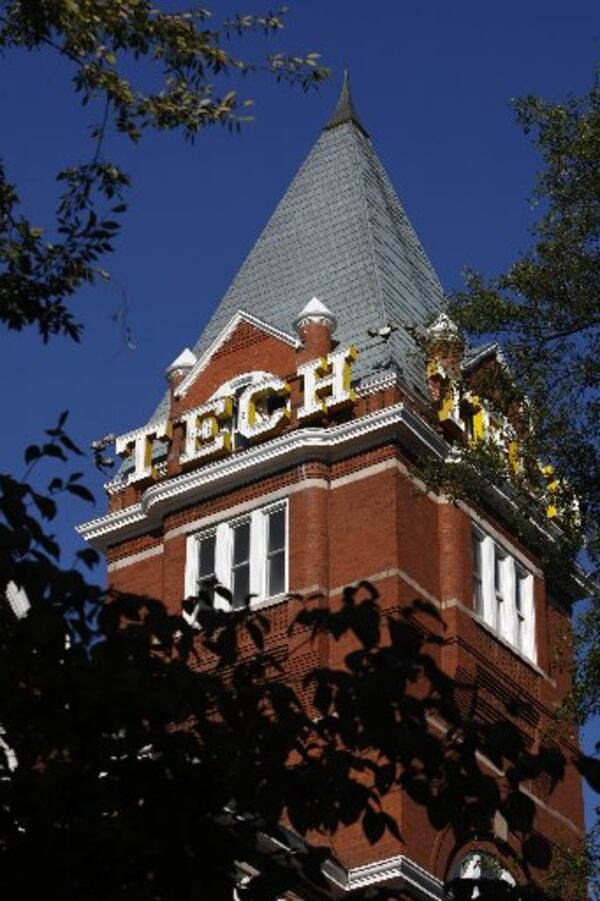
{"left": 445, "top": 850, "right": 517, "bottom": 900}
{"left": 210, "top": 370, "right": 276, "bottom": 398}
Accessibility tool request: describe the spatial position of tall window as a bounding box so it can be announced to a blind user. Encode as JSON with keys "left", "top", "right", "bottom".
{"left": 197, "top": 530, "right": 217, "bottom": 605}
{"left": 471, "top": 526, "right": 536, "bottom": 662}
{"left": 447, "top": 850, "right": 516, "bottom": 897}
{"left": 515, "top": 566, "right": 528, "bottom": 654}
{"left": 185, "top": 501, "right": 288, "bottom": 621}
{"left": 494, "top": 545, "right": 505, "bottom": 631}
{"left": 231, "top": 520, "right": 251, "bottom": 609}
{"left": 266, "top": 506, "right": 286, "bottom": 597}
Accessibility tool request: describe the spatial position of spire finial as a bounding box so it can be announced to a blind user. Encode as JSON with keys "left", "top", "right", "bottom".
{"left": 324, "top": 68, "right": 369, "bottom": 137}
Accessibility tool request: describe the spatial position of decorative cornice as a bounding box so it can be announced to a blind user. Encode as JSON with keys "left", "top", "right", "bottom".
{"left": 105, "top": 460, "right": 167, "bottom": 496}
{"left": 356, "top": 370, "right": 398, "bottom": 397}
{"left": 321, "top": 852, "right": 443, "bottom": 898}
{"left": 175, "top": 310, "right": 300, "bottom": 400}
{"left": 78, "top": 403, "right": 448, "bottom": 550}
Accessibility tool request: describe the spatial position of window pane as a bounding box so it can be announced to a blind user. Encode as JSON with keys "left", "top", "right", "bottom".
{"left": 494, "top": 549, "right": 504, "bottom": 595}
{"left": 472, "top": 533, "right": 482, "bottom": 576}
{"left": 472, "top": 533, "right": 483, "bottom": 614}
{"left": 232, "top": 563, "right": 250, "bottom": 609}
{"left": 268, "top": 508, "right": 286, "bottom": 553}
{"left": 268, "top": 549, "right": 286, "bottom": 597}
{"left": 199, "top": 533, "right": 216, "bottom": 578}
{"left": 473, "top": 578, "right": 483, "bottom": 615}
{"left": 233, "top": 521, "right": 250, "bottom": 564}
{"left": 516, "top": 570, "right": 525, "bottom": 614}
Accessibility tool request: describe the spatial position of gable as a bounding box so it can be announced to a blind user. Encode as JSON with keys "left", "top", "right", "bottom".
{"left": 175, "top": 311, "right": 299, "bottom": 412}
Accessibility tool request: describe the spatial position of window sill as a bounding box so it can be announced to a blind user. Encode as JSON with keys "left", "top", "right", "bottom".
{"left": 248, "top": 592, "right": 288, "bottom": 611}
{"left": 184, "top": 591, "right": 289, "bottom": 625}
{"left": 471, "top": 611, "right": 552, "bottom": 683}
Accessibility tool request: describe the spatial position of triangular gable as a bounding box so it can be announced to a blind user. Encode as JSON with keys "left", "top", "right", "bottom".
{"left": 175, "top": 309, "right": 299, "bottom": 400}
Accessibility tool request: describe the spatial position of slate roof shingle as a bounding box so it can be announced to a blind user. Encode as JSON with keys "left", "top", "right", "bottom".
{"left": 151, "top": 88, "right": 446, "bottom": 422}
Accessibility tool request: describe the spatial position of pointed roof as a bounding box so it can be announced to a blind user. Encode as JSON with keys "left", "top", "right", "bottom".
{"left": 324, "top": 69, "right": 369, "bottom": 137}
{"left": 165, "top": 347, "right": 197, "bottom": 376}
{"left": 151, "top": 78, "right": 444, "bottom": 420}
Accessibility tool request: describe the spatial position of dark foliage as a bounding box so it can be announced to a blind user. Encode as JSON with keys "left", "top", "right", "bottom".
{"left": 0, "top": 431, "right": 595, "bottom": 899}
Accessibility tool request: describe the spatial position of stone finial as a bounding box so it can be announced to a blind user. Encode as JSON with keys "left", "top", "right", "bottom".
{"left": 427, "top": 312, "right": 461, "bottom": 340}
{"left": 293, "top": 296, "right": 337, "bottom": 335}
{"left": 425, "top": 312, "right": 464, "bottom": 378}
{"left": 294, "top": 297, "right": 337, "bottom": 363}
{"left": 165, "top": 347, "right": 197, "bottom": 382}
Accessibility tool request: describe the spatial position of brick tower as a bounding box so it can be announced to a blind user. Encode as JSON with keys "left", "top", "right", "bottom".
{"left": 78, "top": 76, "right": 585, "bottom": 898}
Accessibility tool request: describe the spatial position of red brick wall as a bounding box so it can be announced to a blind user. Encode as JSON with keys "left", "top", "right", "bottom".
{"left": 100, "top": 324, "right": 585, "bottom": 891}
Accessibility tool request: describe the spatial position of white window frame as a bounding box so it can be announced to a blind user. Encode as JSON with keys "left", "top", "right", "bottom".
{"left": 472, "top": 530, "right": 484, "bottom": 616}
{"left": 184, "top": 500, "right": 288, "bottom": 621}
{"left": 471, "top": 527, "right": 536, "bottom": 663}
{"left": 493, "top": 544, "right": 507, "bottom": 635}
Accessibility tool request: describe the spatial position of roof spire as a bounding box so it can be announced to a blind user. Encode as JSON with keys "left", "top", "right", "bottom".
{"left": 324, "top": 68, "right": 369, "bottom": 137}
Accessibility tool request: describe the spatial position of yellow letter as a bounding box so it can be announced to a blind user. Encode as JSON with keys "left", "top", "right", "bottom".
{"left": 115, "top": 419, "right": 172, "bottom": 485}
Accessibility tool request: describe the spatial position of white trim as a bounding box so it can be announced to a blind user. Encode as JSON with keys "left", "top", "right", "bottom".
{"left": 356, "top": 370, "right": 399, "bottom": 397}
{"left": 77, "top": 403, "right": 448, "bottom": 550}
{"left": 322, "top": 853, "right": 443, "bottom": 898}
{"left": 330, "top": 566, "right": 442, "bottom": 610}
{"left": 175, "top": 310, "right": 300, "bottom": 400}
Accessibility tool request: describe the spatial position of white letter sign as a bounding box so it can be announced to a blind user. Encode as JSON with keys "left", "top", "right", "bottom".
{"left": 115, "top": 419, "right": 172, "bottom": 485}
{"left": 112, "top": 348, "right": 359, "bottom": 486}
{"left": 180, "top": 396, "right": 233, "bottom": 464}
{"left": 297, "top": 345, "right": 358, "bottom": 422}
{"left": 237, "top": 377, "right": 291, "bottom": 442}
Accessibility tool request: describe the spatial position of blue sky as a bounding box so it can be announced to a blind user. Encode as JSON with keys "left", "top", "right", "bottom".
{"left": 0, "top": 0, "right": 598, "bottom": 826}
